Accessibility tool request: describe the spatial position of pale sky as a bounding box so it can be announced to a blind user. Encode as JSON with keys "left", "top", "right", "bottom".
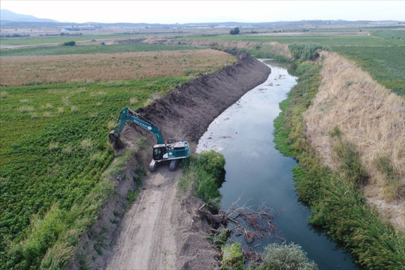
{"left": 2, "top": 1, "right": 405, "bottom": 24}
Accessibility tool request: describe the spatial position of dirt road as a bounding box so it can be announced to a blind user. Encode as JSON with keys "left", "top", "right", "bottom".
{"left": 106, "top": 167, "right": 180, "bottom": 269}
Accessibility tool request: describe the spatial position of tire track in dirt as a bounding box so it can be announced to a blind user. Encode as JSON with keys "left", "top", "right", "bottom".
{"left": 106, "top": 167, "right": 180, "bottom": 270}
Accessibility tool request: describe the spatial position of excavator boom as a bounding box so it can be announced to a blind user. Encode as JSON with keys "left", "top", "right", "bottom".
{"left": 110, "top": 107, "right": 164, "bottom": 144}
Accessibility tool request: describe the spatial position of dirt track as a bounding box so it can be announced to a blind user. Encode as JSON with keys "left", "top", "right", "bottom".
{"left": 106, "top": 167, "right": 180, "bottom": 269}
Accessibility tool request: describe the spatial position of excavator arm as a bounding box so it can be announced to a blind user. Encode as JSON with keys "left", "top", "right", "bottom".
{"left": 109, "top": 107, "right": 165, "bottom": 145}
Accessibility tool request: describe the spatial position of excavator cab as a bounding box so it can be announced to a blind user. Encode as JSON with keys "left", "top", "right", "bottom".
{"left": 152, "top": 145, "right": 167, "bottom": 161}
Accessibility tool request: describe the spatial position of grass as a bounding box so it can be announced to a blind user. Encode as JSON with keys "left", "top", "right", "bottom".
{"left": 0, "top": 49, "right": 235, "bottom": 87}
{"left": 0, "top": 76, "right": 189, "bottom": 269}
{"left": 273, "top": 59, "right": 405, "bottom": 269}
{"left": 0, "top": 43, "right": 203, "bottom": 57}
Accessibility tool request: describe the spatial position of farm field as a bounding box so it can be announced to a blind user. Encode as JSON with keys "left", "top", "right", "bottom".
{"left": 0, "top": 48, "right": 235, "bottom": 87}
{"left": 0, "top": 45, "right": 236, "bottom": 268}
{"left": 333, "top": 46, "right": 405, "bottom": 96}
{"left": 0, "top": 43, "right": 203, "bottom": 57}
{"left": 0, "top": 33, "right": 147, "bottom": 46}
{"left": 179, "top": 28, "right": 405, "bottom": 96}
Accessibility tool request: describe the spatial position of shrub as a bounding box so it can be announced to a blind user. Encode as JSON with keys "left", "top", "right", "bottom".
{"left": 288, "top": 43, "right": 329, "bottom": 62}
{"left": 256, "top": 243, "right": 318, "bottom": 270}
{"left": 222, "top": 243, "right": 244, "bottom": 270}
{"left": 181, "top": 151, "right": 226, "bottom": 210}
{"left": 230, "top": 27, "right": 240, "bottom": 35}
{"left": 63, "top": 41, "right": 76, "bottom": 46}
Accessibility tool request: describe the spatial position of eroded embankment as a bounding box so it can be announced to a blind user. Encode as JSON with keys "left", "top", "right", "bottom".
{"left": 136, "top": 50, "right": 271, "bottom": 151}
{"left": 69, "top": 51, "right": 270, "bottom": 269}
{"left": 303, "top": 51, "right": 405, "bottom": 230}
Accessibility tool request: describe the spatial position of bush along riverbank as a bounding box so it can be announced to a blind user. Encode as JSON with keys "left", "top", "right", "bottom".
{"left": 273, "top": 48, "right": 405, "bottom": 269}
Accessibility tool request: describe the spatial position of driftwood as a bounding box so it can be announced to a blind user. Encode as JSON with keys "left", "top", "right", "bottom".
{"left": 196, "top": 195, "right": 284, "bottom": 248}
{"left": 196, "top": 207, "right": 228, "bottom": 226}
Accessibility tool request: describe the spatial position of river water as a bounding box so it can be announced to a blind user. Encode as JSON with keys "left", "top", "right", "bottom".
{"left": 197, "top": 60, "right": 358, "bottom": 269}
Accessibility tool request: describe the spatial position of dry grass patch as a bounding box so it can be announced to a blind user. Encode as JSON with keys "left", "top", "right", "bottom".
{"left": 80, "top": 139, "right": 93, "bottom": 151}
{"left": 303, "top": 51, "right": 405, "bottom": 229}
{"left": 49, "top": 142, "right": 59, "bottom": 151}
{"left": 0, "top": 91, "right": 8, "bottom": 98}
{"left": 17, "top": 105, "right": 35, "bottom": 113}
{"left": 129, "top": 97, "right": 138, "bottom": 105}
{"left": 0, "top": 50, "right": 236, "bottom": 87}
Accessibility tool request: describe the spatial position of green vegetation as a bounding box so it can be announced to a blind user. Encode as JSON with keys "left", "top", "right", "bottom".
{"left": 288, "top": 43, "right": 329, "bottom": 62}
{"left": 0, "top": 43, "right": 202, "bottom": 57}
{"left": 230, "top": 27, "right": 240, "bottom": 35}
{"left": 0, "top": 76, "right": 189, "bottom": 269}
{"left": 273, "top": 60, "right": 405, "bottom": 269}
{"left": 179, "top": 150, "right": 226, "bottom": 210}
{"left": 222, "top": 243, "right": 244, "bottom": 270}
{"left": 255, "top": 243, "right": 318, "bottom": 270}
{"left": 333, "top": 46, "right": 405, "bottom": 96}
{"left": 62, "top": 41, "right": 76, "bottom": 46}
{"left": 179, "top": 34, "right": 404, "bottom": 47}
{"left": 208, "top": 228, "right": 231, "bottom": 247}
{"left": 248, "top": 44, "right": 290, "bottom": 63}
{"left": 178, "top": 28, "right": 405, "bottom": 96}
{"left": 0, "top": 33, "right": 144, "bottom": 46}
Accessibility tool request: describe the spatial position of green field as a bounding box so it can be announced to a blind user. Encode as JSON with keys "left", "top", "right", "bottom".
{"left": 0, "top": 33, "right": 145, "bottom": 46}
{"left": 179, "top": 34, "right": 405, "bottom": 47}
{"left": 177, "top": 28, "right": 405, "bottom": 96}
{"left": 0, "top": 77, "right": 189, "bottom": 268}
{"left": 0, "top": 43, "right": 202, "bottom": 57}
{"left": 333, "top": 46, "right": 405, "bottom": 96}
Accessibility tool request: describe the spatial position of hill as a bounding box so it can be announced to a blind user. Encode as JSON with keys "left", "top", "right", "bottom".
{"left": 0, "top": 9, "right": 56, "bottom": 23}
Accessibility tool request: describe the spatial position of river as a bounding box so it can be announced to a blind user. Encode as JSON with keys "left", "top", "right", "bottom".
{"left": 197, "top": 60, "right": 359, "bottom": 269}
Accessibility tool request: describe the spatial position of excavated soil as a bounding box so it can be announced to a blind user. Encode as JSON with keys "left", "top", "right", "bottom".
{"left": 69, "top": 51, "right": 270, "bottom": 269}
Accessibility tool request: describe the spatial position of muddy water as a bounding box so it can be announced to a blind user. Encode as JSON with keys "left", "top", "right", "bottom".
{"left": 197, "top": 61, "right": 358, "bottom": 269}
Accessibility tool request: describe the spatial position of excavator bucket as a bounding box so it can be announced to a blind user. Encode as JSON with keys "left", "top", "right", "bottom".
{"left": 109, "top": 130, "right": 124, "bottom": 149}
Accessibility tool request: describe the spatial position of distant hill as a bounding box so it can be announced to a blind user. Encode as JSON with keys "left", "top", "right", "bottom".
{"left": 0, "top": 9, "right": 56, "bottom": 22}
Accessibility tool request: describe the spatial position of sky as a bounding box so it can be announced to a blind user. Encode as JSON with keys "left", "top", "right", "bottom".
{"left": 2, "top": 1, "right": 405, "bottom": 24}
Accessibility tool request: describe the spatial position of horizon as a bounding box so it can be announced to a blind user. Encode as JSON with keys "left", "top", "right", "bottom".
{"left": 2, "top": 1, "right": 405, "bottom": 25}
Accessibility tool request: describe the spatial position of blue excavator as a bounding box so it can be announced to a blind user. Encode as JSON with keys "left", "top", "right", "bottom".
{"left": 109, "top": 107, "right": 190, "bottom": 172}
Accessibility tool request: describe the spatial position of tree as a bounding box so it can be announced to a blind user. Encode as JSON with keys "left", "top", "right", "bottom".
{"left": 63, "top": 41, "right": 76, "bottom": 46}
{"left": 230, "top": 27, "right": 240, "bottom": 35}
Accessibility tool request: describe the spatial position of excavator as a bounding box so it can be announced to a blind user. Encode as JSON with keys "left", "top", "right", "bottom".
{"left": 109, "top": 107, "right": 190, "bottom": 172}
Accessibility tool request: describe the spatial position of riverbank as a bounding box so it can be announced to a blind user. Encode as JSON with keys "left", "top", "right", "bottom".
{"left": 273, "top": 54, "right": 405, "bottom": 269}
{"left": 68, "top": 51, "right": 271, "bottom": 269}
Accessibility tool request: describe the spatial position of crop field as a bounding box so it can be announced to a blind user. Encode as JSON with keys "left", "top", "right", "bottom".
{"left": 0, "top": 45, "right": 236, "bottom": 268}
{"left": 180, "top": 28, "right": 405, "bottom": 95}
{"left": 0, "top": 43, "right": 203, "bottom": 57}
{"left": 0, "top": 77, "right": 190, "bottom": 268}
{"left": 181, "top": 34, "right": 405, "bottom": 47}
{"left": 0, "top": 33, "right": 145, "bottom": 46}
{"left": 0, "top": 49, "right": 235, "bottom": 87}
{"left": 333, "top": 46, "right": 405, "bottom": 96}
